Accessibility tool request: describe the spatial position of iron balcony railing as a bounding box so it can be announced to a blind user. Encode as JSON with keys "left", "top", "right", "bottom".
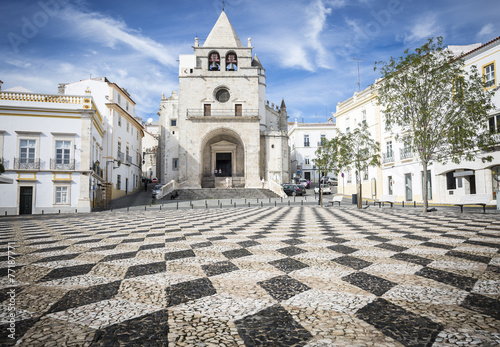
{"left": 400, "top": 148, "right": 414, "bottom": 160}
{"left": 117, "top": 151, "right": 125, "bottom": 162}
{"left": 50, "top": 159, "right": 75, "bottom": 170}
{"left": 14, "top": 157, "right": 40, "bottom": 170}
{"left": 126, "top": 155, "right": 133, "bottom": 165}
{"left": 382, "top": 152, "right": 394, "bottom": 164}
{"left": 186, "top": 109, "right": 259, "bottom": 118}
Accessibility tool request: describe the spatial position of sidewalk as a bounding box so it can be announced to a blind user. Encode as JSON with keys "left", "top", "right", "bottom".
{"left": 105, "top": 185, "right": 154, "bottom": 210}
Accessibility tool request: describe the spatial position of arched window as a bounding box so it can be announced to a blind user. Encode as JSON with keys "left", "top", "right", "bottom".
{"left": 209, "top": 52, "right": 220, "bottom": 71}
{"left": 226, "top": 53, "right": 237, "bottom": 71}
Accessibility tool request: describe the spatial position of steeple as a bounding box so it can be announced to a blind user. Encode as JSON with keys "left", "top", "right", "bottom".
{"left": 203, "top": 11, "right": 244, "bottom": 48}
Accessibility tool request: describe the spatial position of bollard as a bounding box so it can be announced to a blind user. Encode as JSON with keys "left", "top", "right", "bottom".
{"left": 160, "top": 205, "right": 162, "bottom": 210}
{"left": 301, "top": 200, "right": 303, "bottom": 206}
{"left": 59, "top": 210, "right": 60, "bottom": 214}
{"left": 231, "top": 199, "right": 233, "bottom": 205}
{"left": 269, "top": 198, "right": 271, "bottom": 203}
{"left": 5, "top": 211, "right": 7, "bottom": 216}
{"left": 206, "top": 202, "right": 208, "bottom": 209}
{"left": 402, "top": 201, "right": 404, "bottom": 208}
{"left": 177, "top": 202, "right": 179, "bottom": 210}
{"left": 281, "top": 197, "right": 283, "bottom": 203}
{"left": 261, "top": 201, "right": 263, "bottom": 207}
{"left": 414, "top": 201, "right": 416, "bottom": 208}
{"left": 127, "top": 207, "right": 129, "bottom": 212}
{"left": 248, "top": 202, "right": 250, "bottom": 208}
{"left": 220, "top": 203, "right": 222, "bottom": 209}
{"left": 191, "top": 204, "right": 194, "bottom": 209}
{"left": 76, "top": 209, "right": 77, "bottom": 213}
{"left": 294, "top": 196, "right": 296, "bottom": 203}
{"left": 257, "top": 198, "right": 259, "bottom": 203}
{"left": 42, "top": 210, "right": 44, "bottom": 215}
{"left": 245, "top": 199, "right": 247, "bottom": 203}
{"left": 275, "top": 201, "right": 277, "bottom": 207}
{"left": 288, "top": 201, "right": 290, "bottom": 206}
{"left": 218, "top": 200, "right": 220, "bottom": 205}
{"left": 234, "top": 203, "right": 236, "bottom": 208}
{"left": 145, "top": 206, "right": 147, "bottom": 211}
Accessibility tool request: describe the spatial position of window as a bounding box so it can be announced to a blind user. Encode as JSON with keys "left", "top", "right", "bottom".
{"left": 204, "top": 104, "right": 211, "bottom": 117}
{"left": 489, "top": 115, "right": 500, "bottom": 133}
{"left": 126, "top": 121, "right": 129, "bottom": 133}
{"left": 226, "top": 53, "right": 237, "bottom": 71}
{"left": 118, "top": 115, "right": 121, "bottom": 127}
{"left": 446, "top": 171, "right": 456, "bottom": 190}
{"left": 173, "top": 158, "right": 179, "bottom": 171}
{"left": 345, "top": 117, "right": 350, "bottom": 134}
{"left": 20, "top": 139, "right": 36, "bottom": 163}
{"left": 215, "top": 88, "right": 230, "bottom": 103}
{"left": 235, "top": 104, "right": 242, "bottom": 117}
{"left": 55, "top": 186, "right": 68, "bottom": 204}
{"left": 126, "top": 146, "right": 130, "bottom": 163}
{"left": 361, "top": 110, "right": 367, "bottom": 125}
{"left": 117, "top": 93, "right": 121, "bottom": 104}
{"left": 126, "top": 101, "right": 129, "bottom": 111}
{"left": 118, "top": 141, "right": 122, "bottom": 153}
{"left": 209, "top": 52, "right": 220, "bottom": 71}
{"left": 388, "top": 176, "right": 393, "bottom": 195}
{"left": 386, "top": 141, "right": 393, "bottom": 157}
{"left": 320, "top": 134, "right": 326, "bottom": 146}
{"left": 170, "top": 119, "right": 177, "bottom": 127}
{"left": 304, "top": 134, "right": 310, "bottom": 147}
{"left": 117, "top": 174, "right": 121, "bottom": 190}
{"left": 55, "top": 140, "right": 71, "bottom": 164}
{"left": 484, "top": 62, "right": 496, "bottom": 89}
{"left": 305, "top": 156, "right": 310, "bottom": 165}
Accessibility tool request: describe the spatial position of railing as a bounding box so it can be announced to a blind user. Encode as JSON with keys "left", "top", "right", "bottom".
{"left": 317, "top": 141, "right": 326, "bottom": 147}
{"left": 158, "top": 180, "right": 178, "bottom": 200}
{"left": 382, "top": 152, "right": 394, "bottom": 164}
{"left": 117, "top": 152, "right": 125, "bottom": 162}
{"left": 400, "top": 148, "right": 414, "bottom": 160}
{"left": 126, "top": 155, "right": 133, "bottom": 165}
{"left": 14, "top": 158, "right": 40, "bottom": 170}
{"left": 0, "top": 91, "right": 86, "bottom": 104}
{"left": 269, "top": 179, "right": 287, "bottom": 198}
{"left": 93, "top": 167, "right": 104, "bottom": 179}
{"left": 186, "top": 109, "right": 259, "bottom": 118}
{"left": 50, "top": 159, "right": 75, "bottom": 170}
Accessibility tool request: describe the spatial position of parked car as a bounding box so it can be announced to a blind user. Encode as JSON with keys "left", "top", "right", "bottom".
{"left": 320, "top": 176, "right": 338, "bottom": 186}
{"left": 314, "top": 184, "right": 332, "bottom": 194}
{"left": 282, "top": 183, "right": 306, "bottom": 196}
{"left": 298, "top": 178, "right": 310, "bottom": 189}
{"left": 152, "top": 184, "right": 164, "bottom": 199}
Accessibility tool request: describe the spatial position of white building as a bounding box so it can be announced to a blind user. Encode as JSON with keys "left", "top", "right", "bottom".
{"left": 158, "top": 11, "right": 289, "bottom": 190}
{"left": 0, "top": 90, "right": 104, "bottom": 215}
{"left": 288, "top": 119, "right": 337, "bottom": 183}
{"left": 433, "top": 37, "right": 500, "bottom": 203}
{"left": 59, "top": 77, "right": 144, "bottom": 201}
{"left": 335, "top": 36, "right": 500, "bottom": 205}
{"left": 333, "top": 87, "right": 382, "bottom": 199}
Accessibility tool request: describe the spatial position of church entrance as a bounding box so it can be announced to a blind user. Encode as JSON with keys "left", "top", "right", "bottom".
{"left": 201, "top": 129, "right": 245, "bottom": 188}
{"left": 216, "top": 153, "right": 232, "bottom": 177}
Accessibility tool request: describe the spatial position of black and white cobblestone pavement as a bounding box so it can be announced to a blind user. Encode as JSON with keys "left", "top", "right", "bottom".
{"left": 1, "top": 206, "right": 499, "bottom": 346}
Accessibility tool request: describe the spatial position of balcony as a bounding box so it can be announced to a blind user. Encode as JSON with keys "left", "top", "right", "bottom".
{"left": 0, "top": 158, "right": 8, "bottom": 170}
{"left": 382, "top": 152, "right": 394, "bottom": 164}
{"left": 400, "top": 148, "right": 414, "bottom": 160}
{"left": 186, "top": 109, "right": 259, "bottom": 119}
{"left": 50, "top": 159, "right": 75, "bottom": 171}
{"left": 126, "top": 155, "right": 133, "bottom": 165}
{"left": 117, "top": 151, "right": 125, "bottom": 162}
{"left": 14, "top": 158, "right": 40, "bottom": 170}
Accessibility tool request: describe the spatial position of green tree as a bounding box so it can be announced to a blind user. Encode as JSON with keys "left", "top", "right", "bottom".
{"left": 314, "top": 138, "right": 339, "bottom": 206}
{"left": 375, "top": 37, "right": 495, "bottom": 212}
{"left": 336, "top": 125, "right": 381, "bottom": 209}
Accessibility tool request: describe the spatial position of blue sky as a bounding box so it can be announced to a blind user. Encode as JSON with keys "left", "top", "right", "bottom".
{"left": 0, "top": 0, "right": 498, "bottom": 123}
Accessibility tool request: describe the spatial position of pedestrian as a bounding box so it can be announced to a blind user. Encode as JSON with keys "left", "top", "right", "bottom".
{"left": 261, "top": 178, "right": 265, "bottom": 189}
{"left": 219, "top": 169, "right": 222, "bottom": 175}
{"left": 225, "top": 177, "right": 229, "bottom": 188}
{"left": 144, "top": 180, "right": 148, "bottom": 191}
{"left": 214, "top": 168, "right": 218, "bottom": 177}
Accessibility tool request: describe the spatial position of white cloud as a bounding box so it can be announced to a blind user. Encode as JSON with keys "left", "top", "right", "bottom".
{"left": 477, "top": 23, "right": 494, "bottom": 38}
{"left": 57, "top": 6, "right": 179, "bottom": 67}
{"left": 403, "top": 14, "right": 443, "bottom": 44}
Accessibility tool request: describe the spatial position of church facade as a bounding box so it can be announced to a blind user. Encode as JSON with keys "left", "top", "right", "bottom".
{"left": 158, "top": 11, "right": 290, "bottom": 189}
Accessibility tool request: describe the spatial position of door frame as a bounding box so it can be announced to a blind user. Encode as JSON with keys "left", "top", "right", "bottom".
{"left": 19, "top": 185, "right": 34, "bottom": 215}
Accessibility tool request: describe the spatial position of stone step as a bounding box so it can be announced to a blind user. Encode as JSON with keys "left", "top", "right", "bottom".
{"left": 161, "top": 188, "right": 280, "bottom": 201}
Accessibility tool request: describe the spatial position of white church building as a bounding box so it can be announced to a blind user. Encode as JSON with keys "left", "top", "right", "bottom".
{"left": 158, "top": 11, "right": 290, "bottom": 190}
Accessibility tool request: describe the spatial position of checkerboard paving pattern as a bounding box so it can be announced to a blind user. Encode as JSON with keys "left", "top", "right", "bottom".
{"left": 1, "top": 207, "right": 500, "bottom": 346}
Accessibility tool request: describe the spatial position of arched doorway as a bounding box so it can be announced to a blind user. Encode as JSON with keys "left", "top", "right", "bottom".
{"left": 200, "top": 129, "right": 245, "bottom": 188}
